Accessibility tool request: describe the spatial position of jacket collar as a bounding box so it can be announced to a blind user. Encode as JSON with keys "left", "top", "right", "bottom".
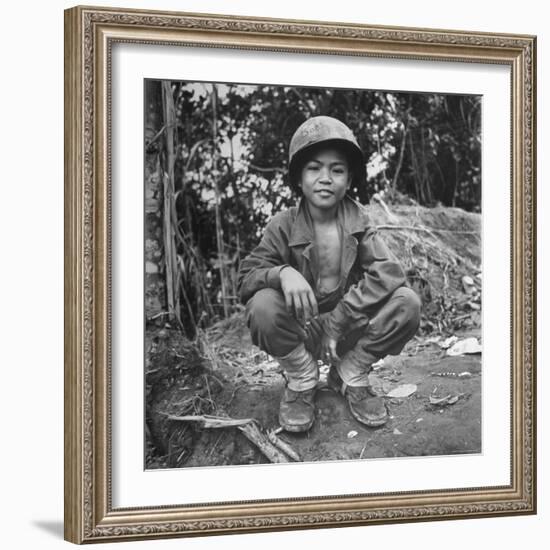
{"left": 288, "top": 195, "right": 370, "bottom": 247}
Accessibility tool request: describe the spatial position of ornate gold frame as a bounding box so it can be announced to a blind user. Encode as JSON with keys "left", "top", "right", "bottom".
{"left": 64, "top": 5, "right": 536, "bottom": 544}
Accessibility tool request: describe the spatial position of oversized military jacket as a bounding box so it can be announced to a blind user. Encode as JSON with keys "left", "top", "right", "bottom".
{"left": 237, "top": 195, "right": 407, "bottom": 341}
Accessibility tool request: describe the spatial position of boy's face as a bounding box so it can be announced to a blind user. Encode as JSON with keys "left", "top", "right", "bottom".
{"left": 299, "top": 146, "right": 351, "bottom": 211}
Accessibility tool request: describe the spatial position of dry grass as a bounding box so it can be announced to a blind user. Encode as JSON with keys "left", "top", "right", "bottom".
{"left": 366, "top": 202, "right": 481, "bottom": 334}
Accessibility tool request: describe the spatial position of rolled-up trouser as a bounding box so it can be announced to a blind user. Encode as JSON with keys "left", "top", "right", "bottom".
{"left": 246, "top": 286, "right": 421, "bottom": 387}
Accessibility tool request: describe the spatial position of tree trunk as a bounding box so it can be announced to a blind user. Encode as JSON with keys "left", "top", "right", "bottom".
{"left": 391, "top": 119, "right": 408, "bottom": 195}
{"left": 161, "top": 82, "right": 182, "bottom": 326}
{"left": 211, "top": 84, "right": 229, "bottom": 318}
{"left": 144, "top": 80, "right": 166, "bottom": 323}
{"left": 408, "top": 132, "right": 422, "bottom": 203}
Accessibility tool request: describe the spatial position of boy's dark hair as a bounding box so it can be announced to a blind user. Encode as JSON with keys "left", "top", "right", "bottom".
{"left": 288, "top": 116, "right": 366, "bottom": 192}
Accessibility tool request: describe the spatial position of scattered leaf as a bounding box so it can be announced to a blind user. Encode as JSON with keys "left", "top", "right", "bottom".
{"left": 429, "top": 394, "right": 460, "bottom": 407}
{"left": 386, "top": 384, "right": 417, "bottom": 398}
{"left": 440, "top": 336, "right": 458, "bottom": 349}
{"left": 393, "top": 428, "right": 403, "bottom": 435}
{"left": 446, "top": 337, "right": 482, "bottom": 356}
{"left": 347, "top": 430, "right": 358, "bottom": 439}
{"left": 430, "top": 394, "right": 452, "bottom": 405}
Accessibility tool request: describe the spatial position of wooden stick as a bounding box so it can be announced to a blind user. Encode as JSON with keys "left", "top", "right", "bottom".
{"left": 164, "top": 413, "right": 292, "bottom": 463}
{"left": 267, "top": 431, "right": 301, "bottom": 461}
{"left": 147, "top": 310, "right": 170, "bottom": 321}
{"left": 163, "top": 414, "right": 255, "bottom": 428}
{"left": 375, "top": 224, "right": 479, "bottom": 236}
{"left": 238, "top": 423, "right": 290, "bottom": 463}
{"left": 248, "top": 163, "right": 286, "bottom": 174}
{"left": 372, "top": 193, "right": 399, "bottom": 224}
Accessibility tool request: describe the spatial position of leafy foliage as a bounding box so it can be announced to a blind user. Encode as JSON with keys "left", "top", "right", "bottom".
{"left": 146, "top": 80, "right": 481, "bottom": 335}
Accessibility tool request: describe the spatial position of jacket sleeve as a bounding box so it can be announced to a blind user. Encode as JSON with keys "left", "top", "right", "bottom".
{"left": 237, "top": 216, "right": 290, "bottom": 304}
{"left": 324, "top": 228, "right": 406, "bottom": 340}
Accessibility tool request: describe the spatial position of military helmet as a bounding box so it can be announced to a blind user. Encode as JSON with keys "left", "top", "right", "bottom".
{"left": 288, "top": 115, "right": 366, "bottom": 189}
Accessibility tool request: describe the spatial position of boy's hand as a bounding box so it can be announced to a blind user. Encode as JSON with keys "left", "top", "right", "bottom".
{"left": 280, "top": 266, "right": 319, "bottom": 324}
{"left": 321, "top": 333, "right": 340, "bottom": 365}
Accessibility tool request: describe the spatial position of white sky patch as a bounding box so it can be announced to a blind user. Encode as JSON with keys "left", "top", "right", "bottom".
{"left": 218, "top": 130, "right": 249, "bottom": 171}
{"left": 367, "top": 152, "right": 389, "bottom": 179}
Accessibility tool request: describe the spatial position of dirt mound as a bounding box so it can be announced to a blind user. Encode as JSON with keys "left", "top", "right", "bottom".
{"left": 367, "top": 201, "right": 481, "bottom": 333}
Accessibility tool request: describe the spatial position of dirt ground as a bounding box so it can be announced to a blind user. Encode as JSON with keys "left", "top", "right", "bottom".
{"left": 146, "top": 321, "right": 481, "bottom": 469}
{"left": 145, "top": 204, "right": 482, "bottom": 469}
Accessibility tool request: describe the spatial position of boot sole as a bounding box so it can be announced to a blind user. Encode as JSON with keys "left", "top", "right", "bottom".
{"left": 328, "top": 368, "right": 387, "bottom": 427}
{"left": 348, "top": 403, "right": 388, "bottom": 428}
{"left": 279, "top": 414, "right": 315, "bottom": 433}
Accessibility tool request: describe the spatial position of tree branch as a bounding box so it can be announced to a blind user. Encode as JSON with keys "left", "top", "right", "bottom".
{"left": 248, "top": 163, "right": 286, "bottom": 174}
{"left": 375, "top": 224, "right": 480, "bottom": 236}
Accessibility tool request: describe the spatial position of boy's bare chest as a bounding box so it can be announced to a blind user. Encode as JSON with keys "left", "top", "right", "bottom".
{"left": 313, "top": 222, "right": 342, "bottom": 292}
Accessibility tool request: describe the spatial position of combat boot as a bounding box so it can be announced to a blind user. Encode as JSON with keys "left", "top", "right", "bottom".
{"left": 275, "top": 343, "right": 319, "bottom": 432}
{"left": 278, "top": 386, "right": 316, "bottom": 432}
{"left": 328, "top": 366, "right": 388, "bottom": 428}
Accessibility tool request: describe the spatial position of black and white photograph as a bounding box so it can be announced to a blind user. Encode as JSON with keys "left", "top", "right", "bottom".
{"left": 144, "top": 79, "right": 482, "bottom": 469}
{"left": 57, "top": 2, "right": 539, "bottom": 544}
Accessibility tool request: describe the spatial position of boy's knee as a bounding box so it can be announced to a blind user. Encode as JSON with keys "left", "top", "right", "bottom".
{"left": 393, "top": 286, "right": 421, "bottom": 329}
{"left": 246, "top": 289, "right": 302, "bottom": 356}
{"left": 246, "top": 288, "right": 287, "bottom": 332}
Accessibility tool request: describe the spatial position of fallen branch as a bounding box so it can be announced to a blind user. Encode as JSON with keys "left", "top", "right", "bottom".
{"left": 375, "top": 224, "right": 480, "bottom": 236}
{"left": 372, "top": 193, "right": 399, "bottom": 224}
{"left": 163, "top": 414, "right": 254, "bottom": 428}
{"left": 238, "top": 423, "right": 290, "bottom": 463}
{"left": 146, "top": 311, "right": 171, "bottom": 321}
{"left": 452, "top": 313, "right": 474, "bottom": 322}
{"left": 164, "top": 413, "right": 292, "bottom": 463}
{"left": 267, "top": 430, "right": 301, "bottom": 461}
{"left": 248, "top": 163, "right": 286, "bottom": 174}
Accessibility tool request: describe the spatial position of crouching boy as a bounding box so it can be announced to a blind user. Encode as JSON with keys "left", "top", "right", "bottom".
{"left": 238, "top": 116, "right": 421, "bottom": 432}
